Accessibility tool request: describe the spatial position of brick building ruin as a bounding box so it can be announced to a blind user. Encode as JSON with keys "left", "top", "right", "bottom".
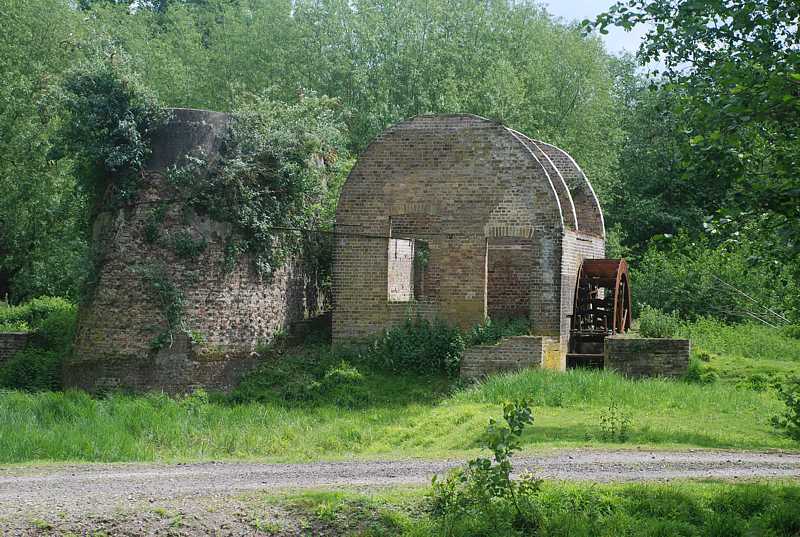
{"left": 66, "top": 109, "right": 312, "bottom": 393}
{"left": 66, "top": 111, "right": 610, "bottom": 393}
{"left": 333, "top": 114, "right": 605, "bottom": 370}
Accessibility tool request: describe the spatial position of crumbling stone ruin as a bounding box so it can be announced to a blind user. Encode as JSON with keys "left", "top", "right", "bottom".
{"left": 66, "top": 109, "right": 312, "bottom": 393}
{"left": 333, "top": 114, "right": 606, "bottom": 371}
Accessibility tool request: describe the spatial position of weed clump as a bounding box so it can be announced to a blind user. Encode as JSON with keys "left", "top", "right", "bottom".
{"left": 599, "top": 401, "right": 632, "bottom": 442}
{"left": 638, "top": 305, "right": 682, "bottom": 338}
{"left": 771, "top": 376, "right": 800, "bottom": 442}
{"left": 0, "top": 297, "right": 76, "bottom": 391}
{"left": 685, "top": 358, "right": 718, "bottom": 385}
{"left": 429, "top": 401, "right": 541, "bottom": 533}
{"left": 367, "top": 318, "right": 465, "bottom": 377}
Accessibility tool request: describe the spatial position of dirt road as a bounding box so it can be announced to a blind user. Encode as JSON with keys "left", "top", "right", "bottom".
{"left": 2, "top": 450, "right": 799, "bottom": 535}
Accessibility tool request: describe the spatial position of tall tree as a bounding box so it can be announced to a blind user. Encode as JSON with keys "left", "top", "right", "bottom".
{"left": 590, "top": 0, "right": 800, "bottom": 257}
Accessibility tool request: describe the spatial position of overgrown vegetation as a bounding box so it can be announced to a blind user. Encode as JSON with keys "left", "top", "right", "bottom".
{"left": 0, "top": 297, "right": 76, "bottom": 391}
{"left": 772, "top": 376, "right": 800, "bottom": 442}
{"left": 53, "top": 46, "right": 170, "bottom": 213}
{"left": 430, "top": 401, "right": 540, "bottom": 533}
{"left": 366, "top": 318, "right": 465, "bottom": 377}
{"left": 465, "top": 317, "right": 530, "bottom": 347}
{"left": 265, "top": 481, "right": 800, "bottom": 537}
{"left": 1, "top": 359, "right": 796, "bottom": 464}
{"left": 637, "top": 305, "right": 681, "bottom": 338}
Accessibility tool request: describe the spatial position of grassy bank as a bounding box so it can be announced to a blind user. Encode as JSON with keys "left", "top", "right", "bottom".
{"left": 248, "top": 481, "right": 800, "bottom": 537}
{"left": 680, "top": 318, "right": 800, "bottom": 385}
{"left": 1, "top": 318, "right": 797, "bottom": 464}
{"left": 0, "top": 366, "right": 793, "bottom": 464}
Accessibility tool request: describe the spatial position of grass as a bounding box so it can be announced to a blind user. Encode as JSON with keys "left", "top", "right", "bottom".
{"left": 0, "top": 368, "right": 794, "bottom": 464}
{"left": 244, "top": 481, "right": 800, "bottom": 537}
{"left": 680, "top": 317, "right": 800, "bottom": 385}
{"left": 0, "top": 319, "right": 797, "bottom": 465}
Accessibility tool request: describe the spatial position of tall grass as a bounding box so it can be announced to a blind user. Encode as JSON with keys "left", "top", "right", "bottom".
{"left": 682, "top": 317, "right": 800, "bottom": 362}
{"left": 0, "top": 364, "right": 793, "bottom": 465}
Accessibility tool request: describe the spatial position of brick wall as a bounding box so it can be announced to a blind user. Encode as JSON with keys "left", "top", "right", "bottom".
{"left": 0, "top": 333, "right": 27, "bottom": 365}
{"left": 333, "top": 115, "right": 606, "bottom": 372}
{"left": 604, "top": 337, "right": 690, "bottom": 379}
{"left": 334, "top": 115, "right": 568, "bottom": 342}
{"left": 487, "top": 237, "right": 534, "bottom": 319}
{"left": 67, "top": 109, "right": 310, "bottom": 394}
{"left": 460, "top": 335, "right": 545, "bottom": 378}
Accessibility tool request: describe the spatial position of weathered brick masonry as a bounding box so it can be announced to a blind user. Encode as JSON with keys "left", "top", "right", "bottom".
{"left": 604, "top": 337, "right": 691, "bottom": 378}
{"left": 66, "top": 109, "right": 309, "bottom": 394}
{"left": 460, "top": 335, "right": 557, "bottom": 379}
{"left": 333, "top": 114, "right": 605, "bottom": 372}
{"left": 0, "top": 332, "right": 27, "bottom": 366}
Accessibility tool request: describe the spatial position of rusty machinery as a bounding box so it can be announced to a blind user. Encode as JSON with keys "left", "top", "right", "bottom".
{"left": 567, "top": 258, "right": 632, "bottom": 369}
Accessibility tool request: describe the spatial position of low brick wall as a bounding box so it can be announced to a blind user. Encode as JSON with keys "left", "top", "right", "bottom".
{"left": 604, "top": 337, "right": 690, "bottom": 379}
{"left": 460, "top": 336, "right": 543, "bottom": 379}
{"left": 0, "top": 332, "right": 28, "bottom": 365}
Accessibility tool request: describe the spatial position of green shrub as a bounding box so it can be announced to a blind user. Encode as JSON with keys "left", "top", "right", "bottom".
{"left": 771, "top": 376, "right": 800, "bottom": 442}
{"left": 32, "top": 306, "right": 77, "bottom": 351}
{"left": 0, "top": 348, "right": 61, "bottom": 391}
{"left": 632, "top": 234, "right": 798, "bottom": 322}
{"left": 781, "top": 324, "right": 800, "bottom": 340}
{"left": 680, "top": 317, "right": 800, "bottom": 363}
{"left": 367, "top": 317, "right": 464, "bottom": 377}
{"left": 230, "top": 345, "right": 371, "bottom": 408}
{"left": 685, "top": 358, "right": 719, "bottom": 385}
{"left": 0, "top": 320, "right": 29, "bottom": 332}
{"left": 429, "top": 401, "right": 540, "bottom": 533}
{"left": 0, "top": 296, "right": 74, "bottom": 331}
{"left": 315, "top": 361, "right": 368, "bottom": 408}
{"left": 638, "top": 305, "right": 681, "bottom": 338}
{"left": 466, "top": 317, "right": 529, "bottom": 347}
{"left": 0, "top": 297, "right": 75, "bottom": 391}
{"left": 599, "top": 401, "right": 632, "bottom": 441}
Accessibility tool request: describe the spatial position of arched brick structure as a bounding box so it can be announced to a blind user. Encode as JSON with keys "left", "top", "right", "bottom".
{"left": 333, "top": 115, "right": 605, "bottom": 369}
{"left": 535, "top": 141, "right": 605, "bottom": 239}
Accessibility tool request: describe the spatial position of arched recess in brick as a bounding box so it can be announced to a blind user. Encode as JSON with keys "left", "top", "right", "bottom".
{"left": 534, "top": 141, "right": 605, "bottom": 239}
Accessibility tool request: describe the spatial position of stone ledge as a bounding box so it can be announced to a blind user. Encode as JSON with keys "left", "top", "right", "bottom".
{"left": 605, "top": 337, "right": 690, "bottom": 379}
{"left": 460, "top": 336, "right": 543, "bottom": 379}
{"left": 0, "top": 332, "right": 29, "bottom": 365}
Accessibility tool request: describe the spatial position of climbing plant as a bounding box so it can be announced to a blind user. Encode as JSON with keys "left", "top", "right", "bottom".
{"left": 52, "top": 44, "right": 170, "bottom": 216}
{"left": 175, "top": 90, "right": 351, "bottom": 278}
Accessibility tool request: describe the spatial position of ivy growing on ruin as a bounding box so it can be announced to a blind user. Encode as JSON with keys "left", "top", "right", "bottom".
{"left": 52, "top": 46, "right": 170, "bottom": 217}
{"left": 174, "top": 91, "right": 351, "bottom": 279}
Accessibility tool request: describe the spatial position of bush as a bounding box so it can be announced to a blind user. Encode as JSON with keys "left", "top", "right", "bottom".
{"left": 0, "top": 320, "right": 29, "bottom": 332}
{"left": 367, "top": 317, "right": 464, "bottom": 377}
{"left": 771, "top": 376, "right": 800, "bottom": 442}
{"left": 466, "top": 317, "right": 529, "bottom": 347}
{"left": 0, "top": 296, "right": 74, "bottom": 331}
{"left": 0, "top": 297, "right": 76, "bottom": 392}
{"left": 632, "top": 234, "right": 798, "bottom": 322}
{"left": 0, "top": 348, "right": 61, "bottom": 391}
{"left": 429, "top": 401, "right": 540, "bottom": 533}
{"left": 781, "top": 324, "right": 800, "bottom": 340}
{"left": 32, "top": 306, "right": 77, "bottom": 351}
{"left": 685, "top": 358, "right": 719, "bottom": 385}
{"left": 638, "top": 306, "right": 681, "bottom": 338}
{"left": 230, "top": 345, "right": 370, "bottom": 407}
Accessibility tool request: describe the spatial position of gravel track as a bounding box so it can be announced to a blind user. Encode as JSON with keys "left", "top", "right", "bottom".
{"left": 2, "top": 449, "right": 799, "bottom": 521}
